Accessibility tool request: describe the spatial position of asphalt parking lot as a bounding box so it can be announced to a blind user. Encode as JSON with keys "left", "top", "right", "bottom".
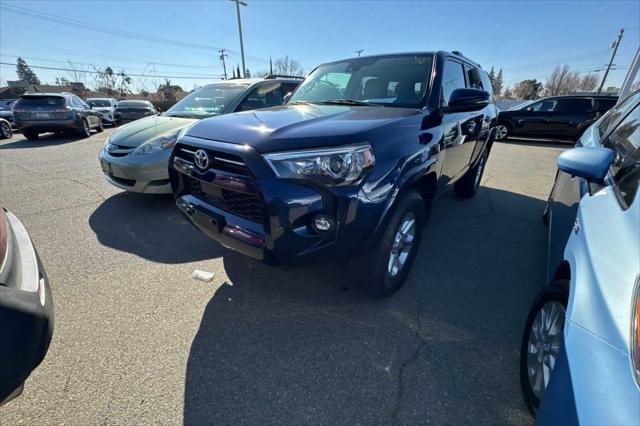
{"left": 0, "top": 128, "right": 566, "bottom": 424}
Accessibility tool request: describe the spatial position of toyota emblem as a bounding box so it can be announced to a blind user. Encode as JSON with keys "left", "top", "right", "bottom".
{"left": 194, "top": 149, "right": 209, "bottom": 170}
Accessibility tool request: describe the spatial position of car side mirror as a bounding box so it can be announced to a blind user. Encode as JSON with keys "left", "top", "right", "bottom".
{"left": 443, "top": 88, "right": 490, "bottom": 113}
{"left": 283, "top": 92, "right": 292, "bottom": 104}
{"left": 556, "top": 147, "right": 614, "bottom": 186}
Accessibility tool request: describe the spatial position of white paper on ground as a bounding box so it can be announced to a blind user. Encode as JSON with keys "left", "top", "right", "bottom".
{"left": 191, "top": 270, "right": 215, "bottom": 282}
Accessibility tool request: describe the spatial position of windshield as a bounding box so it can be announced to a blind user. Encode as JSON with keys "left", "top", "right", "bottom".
{"left": 88, "top": 99, "right": 111, "bottom": 107}
{"left": 289, "top": 54, "right": 433, "bottom": 108}
{"left": 117, "top": 101, "right": 151, "bottom": 108}
{"left": 166, "top": 83, "right": 250, "bottom": 117}
{"left": 510, "top": 100, "right": 535, "bottom": 111}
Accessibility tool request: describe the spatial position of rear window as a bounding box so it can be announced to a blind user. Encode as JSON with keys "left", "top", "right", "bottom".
{"left": 596, "top": 98, "right": 617, "bottom": 113}
{"left": 117, "top": 101, "right": 150, "bottom": 108}
{"left": 88, "top": 99, "right": 111, "bottom": 107}
{"left": 555, "top": 98, "right": 593, "bottom": 113}
{"left": 16, "top": 96, "right": 65, "bottom": 107}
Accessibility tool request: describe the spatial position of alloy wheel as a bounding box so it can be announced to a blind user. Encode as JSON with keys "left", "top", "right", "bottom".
{"left": 388, "top": 212, "right": 416, "bottom": 277}
{"left": 526, "top": 300, "right": 565, "bottom": 400}
{"left": 496, "top": 124, "right": 508, "bottom": 140}
{"left": 1, "top": 122, "right": 10, "bottom": 138}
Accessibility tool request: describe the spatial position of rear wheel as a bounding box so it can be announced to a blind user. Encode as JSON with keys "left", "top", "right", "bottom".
{"left": 78, "top": 118, "right": 91, "bottom": 138}
{"left": 520, "top": 282, "right": 568, "bottom": 414}
{"left": 0, "top": 121, "right": 12, "bottom": 139}
{"left": 23, "top": 131, "right": 39, "bottom": 140}
{"left": 357, "top": 191, "right": 426, "bottom": 297}
{"left": 454, "top": 149, "right": 488, "bottom": 198}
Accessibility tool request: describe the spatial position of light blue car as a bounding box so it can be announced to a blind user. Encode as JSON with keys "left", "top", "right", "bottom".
{"left": 519, "top": 89, "right": 640, "bottom": 424}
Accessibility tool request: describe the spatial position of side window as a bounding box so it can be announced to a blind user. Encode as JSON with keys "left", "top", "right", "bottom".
{"left": 529, "top": 100, "right": 557, "bottom": 112}
{"left": 441, "top": 60, "right": 466, "bottom": 105}
{"left": 237, "top": 82, "right": 284, "bottom": 111}
{"left": 480, "top": 71, "right": 493, "bottom": 98}
{"left": 464, "top": 65, "right": 483, "bottom": 90}
{"left": 555, "top": 98, "right": 593, "bottom": 113}
{"left": 282, "top": 83, "right": 299, "bottom": 96}
{"left": 598, "top": 91, "right": 640, "bottom": 138}
{"left": 603, "top": 104, "right": 640, "bottom": 208}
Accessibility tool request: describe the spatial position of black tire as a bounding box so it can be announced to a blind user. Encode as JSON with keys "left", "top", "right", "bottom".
{"left": 78, "top": 118, "right": 91, "bottom": 138}
{"left": 454, "top": 149, "right": 488, "bottom": 198}
{"left": 23, "top": 131, "right": 39, "bottom": 140}
{"left": 95, "top": 118, "right": 104, "bottom": 133}
{"left": 357, "top": 191, "right": 427, "bottom": 297}
{"left": 495, "top": 122, "right": 511, "bottom": 141}
{"left": 519, "top": 282, "right": 568, "bottom": 415}
{"left": 0, "top": 121, "right": 12, "bottom": 139}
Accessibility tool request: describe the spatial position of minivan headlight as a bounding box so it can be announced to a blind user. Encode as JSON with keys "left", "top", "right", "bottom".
{"left": 132, "top": 131, "right": 180, "bottom": 155}
{"left": 263, "top": 143, "right": 375, "bottom": 185}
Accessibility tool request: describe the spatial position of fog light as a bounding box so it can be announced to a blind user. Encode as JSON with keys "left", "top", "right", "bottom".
{"left": 312, "top": 214, "right": 334, "bottom": 233}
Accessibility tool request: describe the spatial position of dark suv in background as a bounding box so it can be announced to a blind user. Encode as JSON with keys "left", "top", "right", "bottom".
{"left": 13, "top": 93, "right": 104, "bottom": 140}
{"left": 496, "top": 95, "right": 617, "bottom": 142}
{"left": 114, "top": 100, "right": 158, "bottom": 124}
{"left": 170, "top": 51, "right": 498, "bottom": 296}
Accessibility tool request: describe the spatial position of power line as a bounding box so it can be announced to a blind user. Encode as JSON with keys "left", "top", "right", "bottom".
{"left": 0, "top": 62, "right": 224, "bottom": 80}
{"left": 0, "top": 3, "right": 270, "bottom": 63}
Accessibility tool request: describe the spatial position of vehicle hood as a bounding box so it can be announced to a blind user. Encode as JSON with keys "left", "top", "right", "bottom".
{"left": 185, "top": 104, "right": 421, "bottom": 153}
{"left": 108, "top": 115, "right": 196, "bottom": 148}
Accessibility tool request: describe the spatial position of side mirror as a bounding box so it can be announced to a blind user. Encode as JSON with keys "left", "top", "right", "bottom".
{"left": 443, "top": 88, "right": 490, "bottom": 113}
{"left": 283, "top": 92, "right": 292, "bottom": 104}
{"left": 557, "top": 147, "right": 614, "bottom": 184}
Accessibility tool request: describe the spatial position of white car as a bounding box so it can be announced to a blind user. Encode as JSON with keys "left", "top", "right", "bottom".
{"left": 520, "top": 89, "right": 640, "bottom": 424}
{"left": 87, "top": 98, "right": 118, "bottom": 126}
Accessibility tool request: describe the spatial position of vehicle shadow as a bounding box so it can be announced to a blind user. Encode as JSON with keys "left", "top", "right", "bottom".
{"left": 88, "top": 192, "right": 225, "bottom": 264}
{"left": 183, "top": 187, "right": 545, "bottom": 425}
{"left": 0, "top": 132, "right": 88, "bottom": 149}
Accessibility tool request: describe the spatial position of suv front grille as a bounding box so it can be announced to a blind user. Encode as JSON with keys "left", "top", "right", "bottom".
{"left": 187, "top": 178, "right": 263, "bottom": 223}
{"left": 174, "top": 143, "right": 264, "bottom": 223}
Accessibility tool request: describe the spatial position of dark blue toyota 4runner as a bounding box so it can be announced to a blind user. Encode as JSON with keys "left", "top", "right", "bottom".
{"left": 169, "top": 51, "right": 498, "bottom": 296}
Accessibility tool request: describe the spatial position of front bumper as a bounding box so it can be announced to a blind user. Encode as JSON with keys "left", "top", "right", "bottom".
{"left": 170, "top": 137, "right": 387, "bottom": 265}
{"left": 99, "top": 147, "right": 172, "bottom": 194}
{"left": 0, "top": 211, "right": 53, "bottom": 404}
{"left": 536, "top": 322, "right": 640, "bottom": 425}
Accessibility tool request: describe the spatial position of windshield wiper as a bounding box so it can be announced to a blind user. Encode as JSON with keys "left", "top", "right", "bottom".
{"left": 319, "top": 99, "right": 378, "bottom": 106}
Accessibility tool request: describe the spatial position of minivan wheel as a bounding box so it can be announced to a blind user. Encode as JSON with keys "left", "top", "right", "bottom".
{"left": 358, "top": 191, "right": 426, "bottom": 297}
{"left": 495, "top": 122, "right": 510, "bottom": 140}
{"left": 23, "top": 131, "right": 39, "bottom": 140}
{"left": 454, "top": 150, "right": 488, "bottom": 198}
{"left": 520, "top": 282, "right": 568, "bottom": 415}
{"left": 79, "top": 119, "right": 91, "bottom": 138}
{"left": 0, "top": 121, "right": 12, "bottom": 139}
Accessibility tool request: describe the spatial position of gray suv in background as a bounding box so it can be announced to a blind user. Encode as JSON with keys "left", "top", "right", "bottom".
{"left": 13, "top": 93, "right": 104, "bottom": 140}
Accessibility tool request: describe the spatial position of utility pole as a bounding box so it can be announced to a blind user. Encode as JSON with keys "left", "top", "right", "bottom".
{"left": 598, "top": 28, "right": 624, "bottom": 94}
{"left": 230, "top": 0, "right": 247, "bottom": 78}
{"left": 219, "top": 49, "right": 228, "bottom": 80}
{"left": 355, "top": 49, "right": 364, "bottom": 57}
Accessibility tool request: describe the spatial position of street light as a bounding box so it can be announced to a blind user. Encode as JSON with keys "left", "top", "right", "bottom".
{"left": 230, "top": 0, "right": 247, "bottom": 78}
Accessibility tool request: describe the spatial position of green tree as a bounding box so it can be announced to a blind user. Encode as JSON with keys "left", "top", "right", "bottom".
{"left": 16, "top": 57, "right": 41, "bottom": 85}
{"left": 487, "top": 66, "right": 503, "bottom": 97}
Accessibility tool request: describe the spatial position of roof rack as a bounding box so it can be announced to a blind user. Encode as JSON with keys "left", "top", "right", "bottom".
{"left": 264, "top": 74, "right": 305, "bottom": 80}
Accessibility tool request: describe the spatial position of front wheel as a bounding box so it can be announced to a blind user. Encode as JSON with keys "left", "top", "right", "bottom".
{"left": 95, "top": 118, "right": 104, "bottom": 133}
{"left": 0, "top": 121, "right": 12, "bottom": 139}
{"left": 519, "top": 282, "right": 568, "bottom": 414}
{"left": 454, "top": 149, "right": 488, "bottom": 198}
{"left": 495, "top": 122, "right": 511, "bottom": 141}
{"left": 357, "top": 191, "right": 427, "bottom": 297}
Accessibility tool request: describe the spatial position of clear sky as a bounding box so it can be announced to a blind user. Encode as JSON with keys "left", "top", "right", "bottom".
{"left": 1, "top": 0, "right": 639, "bottom": 92}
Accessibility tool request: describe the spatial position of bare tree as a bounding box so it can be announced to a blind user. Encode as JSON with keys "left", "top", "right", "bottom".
{"left": 576, "top": 73, "right": 599, "bottom": 92}
{"left": 93, "top": 66, "right": 132, "bottom": 96}
{"left": 273, "top": 56, "right": 303, "bottom": 76}
{"left": 544, "top": 65, "right": 598, "bottom": 96}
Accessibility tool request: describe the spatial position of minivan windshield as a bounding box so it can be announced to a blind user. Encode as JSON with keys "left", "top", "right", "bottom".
{"left": 288, "top": 54, "right": 433, "bottom": 108}
{"left": 166, "top": 83, "right": 250, "bottom": 118}
{"left": 88, "top": 99, "right": 111, "bottom": 107}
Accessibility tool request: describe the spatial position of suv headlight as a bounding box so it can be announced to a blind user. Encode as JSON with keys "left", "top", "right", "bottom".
{"left": 132, "top": 130, "right": 180, "bottom": 155}
{"left": 263, "top": 143, "right": 375, "bottom": 185}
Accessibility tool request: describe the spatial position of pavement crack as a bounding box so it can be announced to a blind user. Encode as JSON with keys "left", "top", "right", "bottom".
{"left": 67, "top": 176, "right": 107, "bottom": 201}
